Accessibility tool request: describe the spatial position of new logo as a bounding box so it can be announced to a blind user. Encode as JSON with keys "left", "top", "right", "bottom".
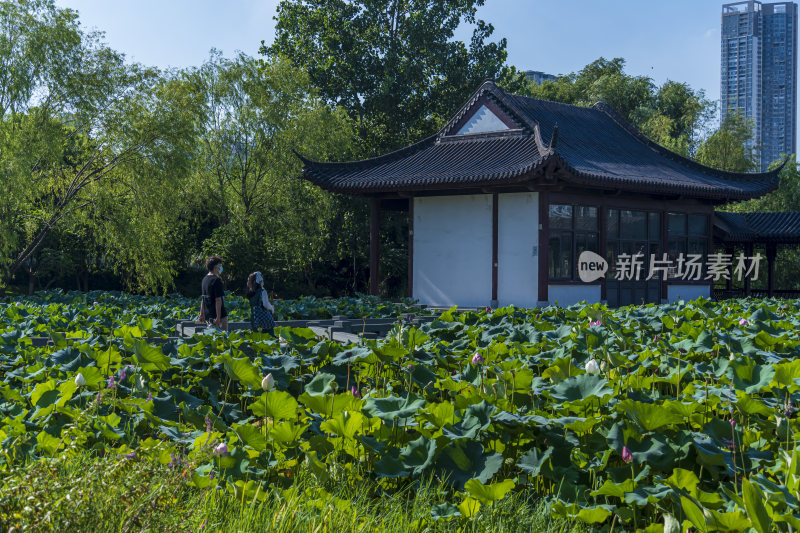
{"left": 578, "top": 251, "right": 608, "bottom": 282}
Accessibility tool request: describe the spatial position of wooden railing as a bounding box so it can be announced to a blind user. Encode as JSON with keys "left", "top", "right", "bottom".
{"left": 713, "top": 289, "right": 800, "bottom": 300}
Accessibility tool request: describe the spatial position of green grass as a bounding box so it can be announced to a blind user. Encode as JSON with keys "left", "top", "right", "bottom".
{"left": 0, "top": 452, "right": 586, "bottom": 532}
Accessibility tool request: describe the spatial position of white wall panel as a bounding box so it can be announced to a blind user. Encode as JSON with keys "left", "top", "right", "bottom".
{"left": 413, "top": 195, "right": 492, "bottom": 307}
{"left": 497, "top": 192, "right": 539, "bottom": 307}
{"left": 548, "top": 284, "right": 602, "bottom": 306}
{"left": 666, "top": 284, "right": 711, "bottom": 303}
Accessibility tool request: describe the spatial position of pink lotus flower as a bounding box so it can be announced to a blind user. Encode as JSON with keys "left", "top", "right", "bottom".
{"left": 214, "top": 443, "right": 229, "bottom": 456}
{"left": 621, "top": 446, "right": 633, "bottom": 464}
{"left": 589, "top": 320, "right": 602, "bottom": 327}
{"left": 471, "top": 352, "right": 484, "bottom": 365}
{"left": 739, "top": 318, "right": 748, "bottom": 326}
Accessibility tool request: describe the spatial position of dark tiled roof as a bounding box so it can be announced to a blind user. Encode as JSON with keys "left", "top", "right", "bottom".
{"left": 300, "top": 81, "right": 783, "bottom": 200}
{"left": 298, "top": 132, "right": 543, "bottom": 192}
{"left": 714, "top": 212, "right": 800, "bottom": 243}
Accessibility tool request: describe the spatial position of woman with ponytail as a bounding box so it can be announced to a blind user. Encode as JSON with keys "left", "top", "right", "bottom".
{"left": 246, "top": 271, "right": 275, "bottom": 336}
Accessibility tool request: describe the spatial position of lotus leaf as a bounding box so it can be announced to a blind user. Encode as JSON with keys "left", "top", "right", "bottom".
{"left": 549, "top": 374, "right": 613, "bottom": 402}
{"left": 249, "top": 390, "right": 298, "bottom": 421}
{"left": 400, "top": 436, "right": 437, "bottom": 476}
{"left": 362, "top": 394, "right": 425, "bottom": 422}
{"left": 464, "top": 478, "right": 514, "bottom": 506}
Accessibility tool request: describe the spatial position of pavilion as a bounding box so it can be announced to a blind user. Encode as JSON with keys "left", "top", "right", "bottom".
{"left": 299, "top": 80, "right": 792, "bottom": 307}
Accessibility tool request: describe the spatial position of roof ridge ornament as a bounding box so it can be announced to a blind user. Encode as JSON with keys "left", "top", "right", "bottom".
{"left": 549, "top": 124, "right": 559, "bottom": 150}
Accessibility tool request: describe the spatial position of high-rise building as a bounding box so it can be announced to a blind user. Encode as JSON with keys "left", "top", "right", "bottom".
{"left": 524, "top": 70, "right": 557, "bottom": 85}
{"left": 721, "top": 1, "right": 797, "bottom": 171}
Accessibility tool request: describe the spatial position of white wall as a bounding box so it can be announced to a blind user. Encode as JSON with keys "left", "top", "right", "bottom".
{"left": 498, "top": 192, "right": 539, "bottom": 306}
{"left": 548, "top": 284, "right": 602, "bottom": 307}
{"left": 666, "top": 284, "right": 711, "bottom": 303}
{"left": 413, "top": 195, "right": 492, "bottom": 307}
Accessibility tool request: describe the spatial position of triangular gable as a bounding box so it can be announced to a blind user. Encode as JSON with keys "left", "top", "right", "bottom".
{"left": 440, "top": 82, "right": 529, "bottom": 138}
{"left": 456, "top": 105, "right": 510, "bottom": 135}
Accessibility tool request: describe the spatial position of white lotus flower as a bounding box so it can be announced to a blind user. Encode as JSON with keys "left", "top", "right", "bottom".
{"left": 74, "top": 373, "right": 86, "bottom": 387}
{"left": 261, "top": 373, "right": 275, "bottom": 391}
{"left": 584, "top": 360, "right": 601, "bottom": 374}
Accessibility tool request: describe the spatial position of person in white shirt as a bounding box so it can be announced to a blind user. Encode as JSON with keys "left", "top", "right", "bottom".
{"left": 246, "top": 271, "right": 275, "bottom": 335}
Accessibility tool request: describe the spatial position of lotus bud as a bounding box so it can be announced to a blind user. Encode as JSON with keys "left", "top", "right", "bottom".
{"left": 471, "top": 352, "right": 484, "bottom": 365}
{"left": 600, "top": 360, "right": 607, "bottom": 372}
{"left": 621, "top": 445, "right": 633, "bottom": 464}
{"left": 739, "top": 318, "right": 748, "bottom": 326}
{"left": 214, "top": 443, "right": 229, "bottom": 456}
{"left": 261, "top": 373, "right": 275, "bottom": 391}
{"left": 585, "top": 360, "right": 600, "bottom": 375}
{"left": 74, "top": 373, "right": 86, "bottom": 387}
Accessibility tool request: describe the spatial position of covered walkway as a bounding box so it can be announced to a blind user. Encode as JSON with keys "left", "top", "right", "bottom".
{"left": 713, "top": 211, "right": 800, "bottom": 299}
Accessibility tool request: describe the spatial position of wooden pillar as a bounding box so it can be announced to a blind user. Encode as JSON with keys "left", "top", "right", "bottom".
{"left": 660, "top": 211, "right": 668, "bottom": 302}
{"left": 491, "top": 193, "right": 499, "bottom": 306}
{"left": 599, "top": 205, "right": 607, "bottom": 301}
{"left": 369, "top": 198, "right": 380, "bottom": 296}
{"left": 744, "top": 242, "right": 753, "bottom": 297}
{"left": 725, "top": 246, "right": 734, "bottom": 293}
{"left": 538, "top": 191, "right": 549, "bottom": 304}
{"left": 767, "top": 242, "right": 777, "bottom": 298}
{"left": 408, "top": 198, "right": 414, "bottom": 299}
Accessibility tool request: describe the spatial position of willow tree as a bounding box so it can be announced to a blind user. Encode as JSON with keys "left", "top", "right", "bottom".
{"left": 0, "top": 0, "right": 202, "bottom": 292}
{"left": 184, "top": 52, "right": 355, "bottom": 289}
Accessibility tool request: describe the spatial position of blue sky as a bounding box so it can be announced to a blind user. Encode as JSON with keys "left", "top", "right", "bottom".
{"left": 56, "top": 1, "right": 725, "bottom": 106}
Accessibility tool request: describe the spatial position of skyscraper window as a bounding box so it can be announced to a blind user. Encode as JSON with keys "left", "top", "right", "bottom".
{"left": 722, "top": 1, "right": 798, "bottom": 170}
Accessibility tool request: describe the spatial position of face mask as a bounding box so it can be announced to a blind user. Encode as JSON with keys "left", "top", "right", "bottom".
{"left": 218, "top": 266, "right": 223, "bottom": 274}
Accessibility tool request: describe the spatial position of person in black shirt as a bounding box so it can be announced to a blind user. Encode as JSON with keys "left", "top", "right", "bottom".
{"left": 198, "top": 256, "right": 228, "bottom": 331}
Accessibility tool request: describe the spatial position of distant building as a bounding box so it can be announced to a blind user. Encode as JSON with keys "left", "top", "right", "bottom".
{"left": 721, "top": 1, "right": 797, "bottom": 171}
{"left": 524, "top": 70, "right": 557, "bottom": 85}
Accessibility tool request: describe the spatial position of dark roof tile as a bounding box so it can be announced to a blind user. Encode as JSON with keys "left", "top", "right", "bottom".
{"left": 714, "top": 212, "right": 800, "bottom": 242}
{"left": 300, "top": 81, "right": 782, "bottom": 200}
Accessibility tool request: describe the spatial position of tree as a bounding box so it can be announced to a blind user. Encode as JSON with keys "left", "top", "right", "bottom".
{"left": 695, "top": 111, "right": 757, "bottom": 173}
{"left": 185, "top": 52, "right": 355, "bottom": 291}
{"left": 521, "top": 58, "right": 713, "bottom": 158}
{"left": 264, "top": 0, "right": 523, "bottom": 154}
{"left": 0, "top": 0, "right": 202, "bottom": 292}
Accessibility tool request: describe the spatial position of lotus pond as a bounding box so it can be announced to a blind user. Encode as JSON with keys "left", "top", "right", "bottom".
{"left": 1, "top": 291, "right": 800, "bottom": 531}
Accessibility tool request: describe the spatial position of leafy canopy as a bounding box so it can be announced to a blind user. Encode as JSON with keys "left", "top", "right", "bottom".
{"left": 264, "top": 0, "right": 525, "bottom": 154}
